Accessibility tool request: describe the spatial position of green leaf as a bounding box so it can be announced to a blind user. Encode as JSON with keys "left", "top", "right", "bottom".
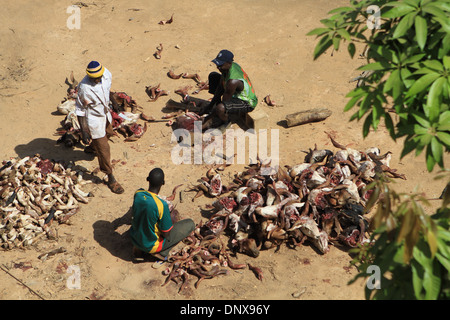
{"left": 313, "top": 35, "right": 333, "bottom": 60}
{"left": 392, "top": 73, "right": 403, "bottom": 101}
{"left": 306, "top": 27, "right": 331, "bottom": 37}
{"left": 413, "top": 241, "right": 430, "bottom": 267}
{"left": 411, "top": 111, "right": 431, "bottom": 128}
{"left": 403, "top": 0, "right": 420, "bottom": 8}
{"left": 319, "top": 19, "right": 335, "bottom": 29}
{"left": 430, "top": 136, "right": 444, "bottom": 167}
{"left": 439, "top": 32, "right": 450, "bottom": 59}
{"left": 426, "top": 144, "right": 436, "bottom": 172}
{"left": 414, "top": 15, "right": 427, "bottom": 50}
{"left": 436, "top": 132, "right": 450, "bottom": 148}
{"left": 406, "top": 72, "right": 441, "bottom": 98}
{"left": 425, "top": 77, "right": 445, "bottom": 121}
{"left": 363, "top": 112, "right": 372, "bottom": 137}
{"left": 426, "top": 228, "right": 438, "bottom": 259}
{"left": 344, "top": 95, "right": 361, "bottom": 112}
{"left": 424, "top": 259, "right": 441, "bottom": 300}
{"left": 382, "top": 3, "right": 415, "bottom": 19}
{"left": 436, "top": 252, "right": 450, "bottom": 272}
{"left": 400, "top": 67, "right": 415, "bottom": 89}
{"left": 359, "top": 62, "right": 391, "bottom": 71}
{"left": 411, "top": 259, "right": 425, "bottom": 299}
{"left": 436, "top": 226, "right": 450, "bottom": 243}
{"left": 372, "top": 46, "right": 395, "bottom": 63}
{"left": 327, "top": 6, "right": 353, "bottom": 15}
{"left": 347, "top": 42, "right": 356, "bottom": 58}
{"left": 384, "top": 112, "right": 396, "bottom": 140}
{"left": 421, "top": 60, "right": 444, "bottom": 72}
{"left": 345, "top": 87, "right": 365, "bottom": 98}
{"left": 412, "top": 240, "right": 441, "bottom": 300}
{"left": 426, "top": 1, "right": 450, "bottom": 13}
{"left": 422, "top": 4, "right": 450, "bottom": 21}
{"left": 420, "top": 133, "right": 433, "bottom": 147}
{"left": 413, "top": 124, "right": 428, "bottom": 135}
{"left": 349, "top": 110, "right": 359, "bottom": 122}
{"left": 393, "top": 12, "right": 416, "bottom": 39}
{"left": 404, "top": 53, "right": 427, "bottom": 64}
{"left": 336, "top": 28, "right": 351, "bottom": 41}
{"left": 372, "top": 103, "right": 383, "bottom": 130}
{"left": 383, "top": 69, "right": 399, "bottom": 93}
{"left": 437, "top": 111, "right": 450, "bottom": 131}
{"left": 433, "top": 16, "right": 450, "bottom": 34}
{"left": 359, "top": 91, "right": 373, "bottom": 118}
{"left": 412, "top": 67, "right": 442, "bottom": 75}
{"left": 397, "top": 209, "right": 415, "bottom": 244}
{"left": 443, "top": 55, "right": 450, "bottom": 70}
{"left": 332, "top": 36, "right": 341, "bottom": 51}
{"left": 436, "top": 232, "right": 450, "bottom": 259}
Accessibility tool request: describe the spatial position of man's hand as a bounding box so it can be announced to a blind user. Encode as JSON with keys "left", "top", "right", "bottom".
{"left": 77, "top": 115, "right": 92, "bottom": 145}
{"left": 81, "top": 130, "right": 91, "bottom": 145}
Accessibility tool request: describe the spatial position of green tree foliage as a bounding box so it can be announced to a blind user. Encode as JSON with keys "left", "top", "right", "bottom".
{"left": 348, "top": 175, "right": 450, "bottom": 299}
{"left": 307, "top": 0, "right": 449, "bottom": 172}
{"left": 307, "top": 0, "right": 450, "bottom": 300}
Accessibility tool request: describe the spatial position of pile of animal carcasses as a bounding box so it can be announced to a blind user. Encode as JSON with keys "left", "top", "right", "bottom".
{"left": 160, "top": 226, "right": 264, "bottom": 293}
{"left": 194, "top": 139, "right": 406, "bottom": 259}
{"left": 161, "top": 140, "right": 406, "bottom": 290}
{"left": 0, "top": 154, "right": 93, "bottom": 249}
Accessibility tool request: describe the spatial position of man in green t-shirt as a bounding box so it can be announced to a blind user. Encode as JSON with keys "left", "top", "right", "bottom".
{"left": 130, "top": 168, "right": 195, "bottom": 263}
{"left": 201, "top": 50, "right": 258, "bottom": 128}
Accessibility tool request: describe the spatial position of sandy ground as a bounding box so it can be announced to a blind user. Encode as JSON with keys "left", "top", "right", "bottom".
{"left": 0, "top": 0, "right": 447, "bottom": 302}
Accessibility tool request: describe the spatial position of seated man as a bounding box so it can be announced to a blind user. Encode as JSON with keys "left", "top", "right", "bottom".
{"left": 202, "top": 50, "right": 258, "bottom": 129}
{"left": 130, "top": 168, "right": 195, "bottom": 264}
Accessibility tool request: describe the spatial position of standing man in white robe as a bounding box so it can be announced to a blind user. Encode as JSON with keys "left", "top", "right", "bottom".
{"left": 75, "top": 61, "right": 124, "bottom": 194}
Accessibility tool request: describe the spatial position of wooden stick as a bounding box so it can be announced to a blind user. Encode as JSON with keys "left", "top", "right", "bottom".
{"left": 0, "top": 264, "right": 46, "bottom": 300}
{"left": 285, "top": 108, "right": 332, "bottom": 127}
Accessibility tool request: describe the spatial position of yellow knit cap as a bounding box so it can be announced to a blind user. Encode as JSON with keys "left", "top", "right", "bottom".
{"left": 86, "top": 61, "right": 105, "bottom": 78}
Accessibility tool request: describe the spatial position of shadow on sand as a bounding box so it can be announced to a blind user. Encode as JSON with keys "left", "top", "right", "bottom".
{"left": 92, "top": 207, "right": 135, "bottom": 263}
{"left": 14, "top": 137, "right": 95, "bottom": 165}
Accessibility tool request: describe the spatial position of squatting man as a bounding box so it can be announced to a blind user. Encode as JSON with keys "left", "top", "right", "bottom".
{"left": 130, "top": 168, "right": 195, "bottom": 264}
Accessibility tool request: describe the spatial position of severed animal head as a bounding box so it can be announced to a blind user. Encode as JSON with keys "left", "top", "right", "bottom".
{"left": 208, "top": 173, "right": 223, "bottom": 197}
{"left": 213, "top": 196, "right": 237, "bottom": 213}
{"left": 238, "top": 238, "right": 260, "bottom": 258}
{"left": 303, "top": 145, "right": 333, "bottom": 164}
{"left": 298, "top": 215, "right": 321, "bottom": 239}
{"left": 313, "top": 230, "right": 330, "bottom": 254}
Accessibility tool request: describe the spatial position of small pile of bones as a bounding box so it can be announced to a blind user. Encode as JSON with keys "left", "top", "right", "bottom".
{"left": 0, "top": 155, "right": 92, "bottom": 249}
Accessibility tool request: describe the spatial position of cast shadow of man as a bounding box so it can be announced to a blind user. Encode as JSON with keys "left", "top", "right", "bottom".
{"left": 92, "top": 207, "right": 134, "bottom": 262}
{"left": 15, "top": 137, "right": 95, "bottom": 165}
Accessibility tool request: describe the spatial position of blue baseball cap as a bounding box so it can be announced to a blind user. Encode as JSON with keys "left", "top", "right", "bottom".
{"left": 212, "top": 50, "right": 234, "bottom": 66}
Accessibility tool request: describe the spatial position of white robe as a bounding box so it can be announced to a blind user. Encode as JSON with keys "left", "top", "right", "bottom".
{"left": 75, "top": 68, "right": 112, "bottom": 139}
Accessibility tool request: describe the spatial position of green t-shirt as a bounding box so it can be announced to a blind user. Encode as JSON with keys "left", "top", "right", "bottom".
{"left": 223, "top": 62, "right": 258, "bottom": 108}
{"left": 129, "top": 189, "right": 173, "bottom": 253}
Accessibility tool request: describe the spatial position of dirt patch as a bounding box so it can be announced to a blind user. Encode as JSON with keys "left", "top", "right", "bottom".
{"left": 0, "top": 0, "right": 446, "bottom": 302}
